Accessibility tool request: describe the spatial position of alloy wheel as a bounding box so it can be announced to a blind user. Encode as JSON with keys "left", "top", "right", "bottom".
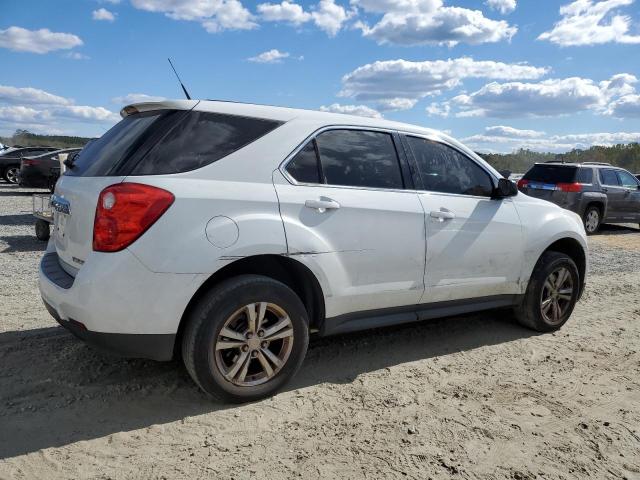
{"left": 585, "top": 209, "right": 599, "bottom": 233}
{"left": 214, "top": 302, "right": 294, "bottom": 386}
{"left": 6, "top": 167, "right": 18, "bottom": 184}
{"left": 540, "top": 267, "right": 574, "bottom": 325}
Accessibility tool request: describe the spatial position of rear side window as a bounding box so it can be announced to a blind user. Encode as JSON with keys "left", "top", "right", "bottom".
{"left": 132, "top": 111, "right": 282, "bottom": 175}
{"left": 406, "top": 136, "right": 494, "bottom": 197}
{"left": 576, "top": 168, "right": 593, "bottom": 183}
{"left": 600, "top": 169, "right": 620, "bottom": 186}
{"left": 314, "top": 129, "right": 404, "bottom": 189}
{"left": 523, "top": 165, "right": 577, "bottom": 183}
{"left": 286, "top": 141, "right": 321, "bottom": 184}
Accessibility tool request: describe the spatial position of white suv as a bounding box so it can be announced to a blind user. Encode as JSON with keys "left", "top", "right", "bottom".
{"left": 40, "top": 100, "right": 588, "bottom": 402}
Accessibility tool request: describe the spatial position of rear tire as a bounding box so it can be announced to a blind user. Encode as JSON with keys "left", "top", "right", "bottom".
{"left": 514, "top": 251, "right": 580, "bottom": 332}
{"left": 583, "top": 205, "right": 601, "bottom": 234}
{"left": 181, "top": 274, "right": 309, "bottom": 403}
{"left": 35, "top": 219, "right": 50, "bottom": 241}
{"left": 3, "top": 165, "right": 19, "bottom": 184}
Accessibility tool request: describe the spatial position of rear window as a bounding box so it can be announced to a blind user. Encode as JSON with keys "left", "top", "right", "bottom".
{"left": 66, "top": 110, "right": 282, "bottom": 177}
{"left": 523, "top": 164, "right": 578, "bottom": 183}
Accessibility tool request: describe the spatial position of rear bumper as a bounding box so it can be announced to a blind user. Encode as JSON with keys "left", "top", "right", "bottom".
{"left": 18, "top": 167, "right": 49, "bottom": 188}
{"left": 38, "top": 245, "right": 208, "bottom": 360}
{"left": 44, "top": 299, "right": 175, "bottom": 361}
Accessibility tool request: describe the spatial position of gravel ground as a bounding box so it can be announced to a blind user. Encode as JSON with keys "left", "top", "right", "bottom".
{"left": 1, "top": 183, "right": 639, "bottom": 480}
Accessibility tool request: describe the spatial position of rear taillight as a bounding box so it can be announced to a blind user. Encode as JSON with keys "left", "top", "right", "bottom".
{"left": 557, "top": 182, "right": 582, "bottom": 193}
{"left": 517, "top": 179, "right": 529, "bottom": 189}
{"left": 93, "top": 183, "right": 174, "bottom": 252}
{"left": 22, "top": 159, "right": 36, "bottom": 166}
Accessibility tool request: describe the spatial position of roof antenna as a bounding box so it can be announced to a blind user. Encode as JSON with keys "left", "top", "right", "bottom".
{"left": 168, "top": 57, "right": 191, "bottom": 100}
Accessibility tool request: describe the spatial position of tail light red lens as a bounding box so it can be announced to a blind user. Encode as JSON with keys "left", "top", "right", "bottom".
{"left": 93, "top": 183, "right": 174, "bottom": 252}
{"left": 22, "top": 159, "right": 36, "bottom": 166}
{"left": 517, "top": 179, "right": 529, "bottom": 189}
{"left": 557, "top": 182, "right": 582, "bottom": 193}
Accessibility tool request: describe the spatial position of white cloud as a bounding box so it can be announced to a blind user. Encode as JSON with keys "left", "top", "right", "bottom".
{"left": 0, "top": 26, "right": 83, "bottom": 54}
{"left": 258, "top": 0, "right": 354, "bottom": 36}
{"left": 0, "top": 84, "right": 120, "bottom": 136}
{"left": 539, "top": 0, "right": 640, "bottom": 46}
{"left": 0, "top": 85, "right": 73, "bottom": 106}
{"left": 319, "top": 103, "right": 383, "bottom": 118}
{"left": 376, "top": 97, "right": 417, "bottom": 111}
{"left": 340, "top": 57, "right": 549, "bottom": 107}
{"left": 258, "top": 1, "right": 312, "bottom": 24}
{"left": 430, "top": 74, "right": 639, "bottom": 118}
{"left": 65, "top": 52, "right": 90, "bottom": 60}
{"left": 608, "top": 94, "right": 640, "bottom": 117}
{"left": 248, "top": 49, "right": 290, "bottom": 63}
{"left": 485, "top": 0, "right": 516, "bottom": 14}
{"left": 131, "top": 0, "right": 257, "bottom": 32}
{"left": 353, "top": 0, "right": 517, "bottom": 46}
{"left": 464, "top": 126, "right": 640, "bottom": 153}
{"left": 93, "top": 8, "right": 116, "bottom": 21}
{"left": 111, "top": 93, "right": 167, "bottom": 104}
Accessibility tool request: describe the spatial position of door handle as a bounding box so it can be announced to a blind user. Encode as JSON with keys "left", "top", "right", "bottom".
{"left": 305, "top": 199, "right": 340, "bottom": 211}
{"left": 602, "top": 187, "right": 608, "bottom": 193}
{"left": 430, "top": 209, "right": 456, "bottom": 221}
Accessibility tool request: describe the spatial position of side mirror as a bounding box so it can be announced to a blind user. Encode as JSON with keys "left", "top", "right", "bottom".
{"left": 493, "top": 177, "right": 518, "bottom": 199}
{"left": 498, "top": 169, "right": 512, "bottom": 179}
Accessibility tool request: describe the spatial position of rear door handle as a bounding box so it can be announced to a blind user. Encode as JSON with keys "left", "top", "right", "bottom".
{"left": 602, "top": 187, "right": 608, "bottom": 193}
{"left": 305, "top": 199, "right": 340, "bottom": 211}
{"left": 430, "top": 209, "right": 456, "bottom": 221}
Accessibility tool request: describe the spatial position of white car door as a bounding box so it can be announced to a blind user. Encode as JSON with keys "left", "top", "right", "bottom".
{"left": 273, "top": 128, "right": 426, "bottom": 319}
{"left": 402, "top": 135, "right": 523, "bottom": 303}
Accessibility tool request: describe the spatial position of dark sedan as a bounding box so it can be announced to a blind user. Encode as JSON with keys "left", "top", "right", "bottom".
{"left": 0, "top": 146, "right": 58, "bottom": 183}
{"left": 19, "top": 148, "right": 81, "bottom": 190}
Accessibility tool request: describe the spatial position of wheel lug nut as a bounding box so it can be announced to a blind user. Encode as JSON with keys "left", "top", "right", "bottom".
{"left": 242, "top": 345, "right": 249, "bottom": 352}
{"left": 251, "top": 350, "right": 258, "bottom": 358}
{"left": 261, "top": 341, "right": 268, "bottom": 348}
{"left": 258, "top": 330, "right": 265, "bottom": 337}
{"left": 246, "top": 332, "right": 253, "bottom": 339}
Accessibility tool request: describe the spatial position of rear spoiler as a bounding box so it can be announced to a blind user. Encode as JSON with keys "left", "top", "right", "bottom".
{"left": 120, "top": 100, "right": 200, "bottom": 118}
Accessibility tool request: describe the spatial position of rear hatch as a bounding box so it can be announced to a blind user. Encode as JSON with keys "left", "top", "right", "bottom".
{"left": 517, "top": 164, "right": 581, "bottom": 204}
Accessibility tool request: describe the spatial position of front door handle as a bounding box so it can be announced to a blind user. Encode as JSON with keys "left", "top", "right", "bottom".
{"left": 305, "top": 198, "right": 340, "bottom": 211}
{"left": 430, "top": 209, "right": 456, "bottom": 221}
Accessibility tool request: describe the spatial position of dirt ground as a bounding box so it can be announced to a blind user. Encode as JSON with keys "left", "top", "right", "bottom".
{"left": 1, "top": 182, "right": 639, "bottom": 480}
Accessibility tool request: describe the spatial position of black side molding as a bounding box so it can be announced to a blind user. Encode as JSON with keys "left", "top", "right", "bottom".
{"left": 321, "top": 295, "right": 522, "bottom": 336}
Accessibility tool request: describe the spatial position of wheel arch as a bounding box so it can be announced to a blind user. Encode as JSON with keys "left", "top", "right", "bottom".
{"left": 175, "top": 254, "right": 325, "bottom": 355}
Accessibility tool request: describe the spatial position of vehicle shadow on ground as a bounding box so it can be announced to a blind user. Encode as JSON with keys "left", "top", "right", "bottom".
{"left": 0, "top": 310, "right": 537, "bottom": 459}
{"left": 0, "top": 214, "right": 36, "bottom": 226}
{"left": 595, "top": 224, "right": 639, "bottom": 235}
{"left": 0, "top": 234, "right": 46, "bottom": 253}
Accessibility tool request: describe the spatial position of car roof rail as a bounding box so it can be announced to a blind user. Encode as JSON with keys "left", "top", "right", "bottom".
{"left": 581, "top": 162, "right": 611, "bottom": 166}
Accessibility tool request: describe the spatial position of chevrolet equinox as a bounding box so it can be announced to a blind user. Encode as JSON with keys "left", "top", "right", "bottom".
{"left": 40, "top": 100, "right": 588, "bottom": 402}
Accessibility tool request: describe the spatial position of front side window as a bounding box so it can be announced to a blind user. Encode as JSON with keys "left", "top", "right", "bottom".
{"left": 406, "top": 136, "right": 494, "bottom": 197}
{"left": 600, "top": 169, "right": 620, "bottom": 186}
{"left": 285, "top": 141, "right": 321, "bottom": 184}
{"left": 314, "top": 129, "right": 404, "bottom": 189}
{"left": 617, "top": 170, "right": 639, "bottom": 188}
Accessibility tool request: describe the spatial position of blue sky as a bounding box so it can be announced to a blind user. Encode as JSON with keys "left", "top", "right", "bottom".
{"left": 2, "top": 0, "right": 640, "bottom": 152}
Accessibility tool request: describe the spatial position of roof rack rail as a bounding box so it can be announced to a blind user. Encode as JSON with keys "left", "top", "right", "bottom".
{"left": 581, "top": 162, "right": 611, "bottom": 166}
{"left": 544, "top": 160, "right": 565, "bottom": 163}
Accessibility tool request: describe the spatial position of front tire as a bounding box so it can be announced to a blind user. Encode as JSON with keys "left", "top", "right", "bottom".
{"left": 182, "top": 275, "right": 309, "bottom": 403}
{"left": 514, "top": 251, "right": 580, "bottom": 332}
{"left": 583, "top": 206, "right": 601, "bottom": 234}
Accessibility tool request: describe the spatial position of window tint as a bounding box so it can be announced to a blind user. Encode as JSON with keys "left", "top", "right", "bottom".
{"left": 406, "top": 137, "right": 494, "bottom": 196}
{"left": 286, "top": 141, "right": 321, "bottom": 183}
{"left": 576, "top": 168, "right": 593, "bottom": 183}
{"left": 66, "top": 110, "right": 170, "bottom": 176}
{"left": 617, "top": 170, "right": 639, "bottom": 188}
{"left": 523, "top": 165, "right": 577, "bottom": 183}
{"left": 600, "top": 169, "right": 620, "bottom": 186}
{"left": 132, "top": 111, "right": 282, "bottom": 175}
{"left": 314, "top": 130, "right": 403, "bottom": 189}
